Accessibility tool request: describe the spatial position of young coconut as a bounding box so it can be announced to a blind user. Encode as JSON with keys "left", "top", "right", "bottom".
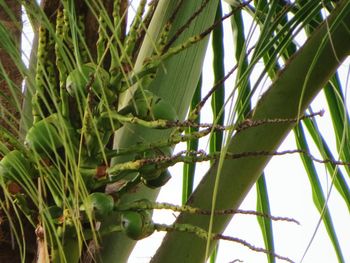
{"left": 66, "top": 63, "right": 110, "bottom": 98}
{"left": 0, "top": 150, "right": 35, "bottom": 183}
{"left": 151, "top": 95, "right": 178, "bottom": 121}
{"left": 142, "top": 169, "right": 172, "bottom": 189}
{"left": 122, "top": 89, "right": 177, "bottom": 121}
{"left": 25, "top": 114, "right": 64, "bottom": 156}
{"left": 121, "top": 210, "right": 154, "bottom": 240}
{"left": 81, "top": 192, "right": 115, "bottom": 220}
{"left": 137, "top": 146, "right": 172, "bottom": 179}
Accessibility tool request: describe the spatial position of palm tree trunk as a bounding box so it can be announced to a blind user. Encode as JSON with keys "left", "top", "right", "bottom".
{"left": 0, "top": 0, "right": 22, "bottom": 146}
{"left": 0, "top": 2, "right": 37, "bottom": 262}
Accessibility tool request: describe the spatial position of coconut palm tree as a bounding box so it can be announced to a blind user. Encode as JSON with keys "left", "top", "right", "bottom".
{"left": 0, "top": 0, "right": 349, "bottom": 262}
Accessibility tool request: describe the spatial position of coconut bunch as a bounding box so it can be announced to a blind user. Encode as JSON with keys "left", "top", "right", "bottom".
{"left": 0, "top": 0, "right": 184, "bottom": 252}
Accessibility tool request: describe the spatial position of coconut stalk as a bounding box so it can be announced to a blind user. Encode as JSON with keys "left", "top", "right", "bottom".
{"left": 98, "top": 1, "right": 220, "bottom": 262}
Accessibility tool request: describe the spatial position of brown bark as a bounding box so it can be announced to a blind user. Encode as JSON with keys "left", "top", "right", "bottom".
{"left": 0, "top": 0, "right": 22, "bottom": 145}
{"left": 0, "top": 1, "right": 35, "bottom": 263}
{"left": 83, "top": 0, "right": 124, "bottom": 67}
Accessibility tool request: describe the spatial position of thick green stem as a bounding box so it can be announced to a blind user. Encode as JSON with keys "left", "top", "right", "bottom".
{"left": 98, "top": 1, "right": 219, "bottom": 262}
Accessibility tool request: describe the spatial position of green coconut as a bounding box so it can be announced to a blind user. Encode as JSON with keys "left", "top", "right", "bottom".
{"left": 129, "top": 89, "right": 177, "bottom": 121}
{"left": 152, "top": 97, "right": 177, "bottom": 121}
{"left": 0, "top": 150, "right": 34, "bottom": 182}
{"left": 25, "top": 115, "right": 63, "bottom": 155}
{"left": 66, "top": 63, "right": 110, "bottom": 97}
{"left": 86, "top": 192, "right": 114, "bottom": 218}
{"left": 121, "top": 210, "right": 154, "bottom": 240}
{"left": 142, "top": 169, "right": 172, "bottom": 189}
{"left": 137, "top": 147, "right": 172, "bottom": 178}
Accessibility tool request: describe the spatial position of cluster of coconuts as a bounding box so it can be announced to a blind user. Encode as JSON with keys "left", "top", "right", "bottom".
{"left": 79, "top": 193, "right": 154, "bottom": 240}
{"left": 0, "top": 63, "right": 177, "bottom": 240}
{"left": 0, "top": 114, "right": 77, "bottom": 192}
{"left": 0, "top": 116, "right": 65, "bottom": 196}
{"left": 119, "top": 88, "right": 178, "bottom": 189}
